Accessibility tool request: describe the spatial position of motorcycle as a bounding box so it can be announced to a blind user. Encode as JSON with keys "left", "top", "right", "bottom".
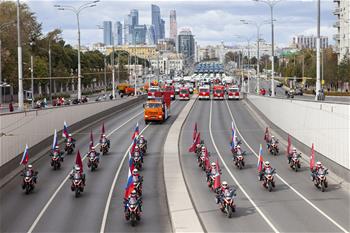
{"left": 314, "top": 168, "right": 328, "bottom": 192}
{"left": 87, "top": 153, "right": 99, "bottom": 171}
{"left": 133, "top": 153, "right": 142, "bottom": 171}
{"left": 100, "top": 142, "right": 109, "bottom": 155}
{"left": 219, "top": 190, "right": 236, "bottom": 218}
{"left": 262, "top": 168, "right": 276, "bottom": 192}
{"left": 290, "top": 154, "right": 301, "bottom": 172}
{"left": 269, "top": 143, "right": 279, "bottom": 156}
{"left": 65, "top": 141, "right": 74, "bottom": 155}
{"left": 51, "top": 152, "right": 62, "bottom": 170}
{"left": 21, "top": 170, "right": 38, "bottom": 194}
{"left": 71, "top": 173, "right": 84, "bottom": 197}
{"left": 233, "top": 154, "right": 245, "bottom": 170}
{"left": 125, "top": 198, "right": 141, "bottom": 226}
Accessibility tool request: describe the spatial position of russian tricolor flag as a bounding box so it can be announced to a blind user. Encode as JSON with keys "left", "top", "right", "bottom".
{"left": 257, "top": 144, "right": 264, "bottom": 172}
{"left": 62, "top": 121, "right": 69, "bottom": 138}
{"left": 20, "top": 144, "right": 29, "bottom": 165}
{"left": 52, "top": 129, "right": 58, "bottom": 150}
{"left": 230, "top": 122, "right": 236, "bottom": 149}
{"left": 128, "top": 150, "right": 135, "bottom": 172}
{"left": 131, "top": 122, "right": 139, "bottom": 140}
{"left": 124, "top": 168, "right": 135, "bottom": 198}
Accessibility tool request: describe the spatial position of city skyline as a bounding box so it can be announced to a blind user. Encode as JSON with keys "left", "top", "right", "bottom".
{"left": 27, "top": 1, "right": 337, "bottom": 48}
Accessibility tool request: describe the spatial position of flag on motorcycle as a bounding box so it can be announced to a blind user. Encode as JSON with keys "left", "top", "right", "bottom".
{"left": 286, "top": 134, "right": 292, "bottom": 157}
{"left": 188, "top": 132, "right": 200, "bottom": 152}
{"left": 100, "top": 122, "right": 105, "bottom": 139}
{"left": 264, "top": 127, "right": 269, "bottom": 141}
{"left": 89, "top": 130, "right": 94, "bottom": 150}
{"left": 124, "top": 168, "right": 135, "bottom": 198}
{"left": 257, "top": 144, "right": 264, "bottom": 172}
{"left": 193, "top": 122, "right": 197, "bottom": 142}
{"left": 230, "top": 121, "right": 236, "bottom": 149}
{"left": 131, "top": 122, "right": 139, "bottom": 140}
{"left": 128, "top": 150, "right": 135, "bottom": 172}
{"left": 204, "top": 149, "right": 211, "bottom": 171}
{"left": 213, "top": 159, "right": 221, "bottom": 190}
{"left": 75, "top": 150, "right": 83, "bottom": 173}
{"left": 310, "top": 143, "right": 315, "bottom": 171}
{"left": 62, "top": 121, "right": 69, "bottom": 138}
{"left": 52, "top": 129, "right": 58, "bottom": 150}
{"left": 20, "top": 144, "right": 29, "bottom": 165}
{"left": 130, "top": 137, "right": 137, "bottom": 155}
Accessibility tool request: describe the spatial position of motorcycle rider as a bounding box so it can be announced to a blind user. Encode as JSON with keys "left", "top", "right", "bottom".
{"left": 259, "top": 161, "right": 273, "bottom": 181}
{"left": 66, "top": 133, "right": 76, "bottom": 148}
{"left": 288, "top": 147, "right": 299, "bottom": 164}
{"left": 267, "top": 135, "right": 278, "bottom": 150}
{"left": 311, "top": 161, "right": 325, "bottom": 181}
{"left": 70, "top": 165, "right": 85, "bottom": 186}
{"left": 206, "top": 162, "right": 221, "bottom": 182}
{"left": 132, "top": 168, "right": 143, "bottom": 184}
{"left": 100, "top": 134, "right": 110, "bottom": 148}
{"left": 216, "top": 181, "right": 236, "bottom": 205}
{"left": 52, "top": 145, "right": 64, "bottom": 162}
{"left": 21, "top": 164, "right": 38, "bottom": 184}
{"left": 232, "top": 145, "right": 242, "bottom": 160}
{"left": 137, "top": 135, "right": 147, "bottom": 148}
{"left": 124, "top": 190, "right": 142, "bottom": 213}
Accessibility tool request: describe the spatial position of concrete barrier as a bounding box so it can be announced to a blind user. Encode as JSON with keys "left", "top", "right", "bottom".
{"left": 0, "top": 96, "right": 145, "bottom": 168}
{"left": 247, "top": 94, "right": 350, "bottom": 170}
{"left": 163, "top": 96, "right": 204, "bottom": 233}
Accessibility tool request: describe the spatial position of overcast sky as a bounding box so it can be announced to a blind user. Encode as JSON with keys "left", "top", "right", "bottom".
{"left": 26, "top": 0, "right": 337, "bottom": 47}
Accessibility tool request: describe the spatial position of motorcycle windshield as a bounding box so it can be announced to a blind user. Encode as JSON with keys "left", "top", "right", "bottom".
{"left": 224, "top": 190, "right": 233, "bottom": 198}
{"left": 265, "top": 168, "right": 273, "bottom": 175}
{"left": 129, "top": 198, "right": 137, "bottom": 205}
{"left": 73, "top": 173, "right": 81, "bottom": 180}
{"left": 318, "top": 169, "right": 326, "bottom": 176}
{"left": 25, "top": 171, "right": 32, "bottom": 177}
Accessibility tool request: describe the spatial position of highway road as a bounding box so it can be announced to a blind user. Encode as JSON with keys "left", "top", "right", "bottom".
{"left": 0, "top": 98, "right": 187, "bottom": 233}
{"left": 179, "top": 99, "right": 350, "bottom": 232}
{"left": 249, "top": 78, "right": 350, "bottom": 104}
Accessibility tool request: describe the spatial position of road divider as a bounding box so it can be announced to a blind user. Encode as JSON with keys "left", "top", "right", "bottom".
{"left": 163, "top": 96, "right": 205, "bottom": 233}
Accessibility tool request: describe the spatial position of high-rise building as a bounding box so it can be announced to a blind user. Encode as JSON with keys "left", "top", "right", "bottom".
{"left": 177, "top": 29, "right": 195, "bottom": 64}
{"left": 292, "top": 35, "right": 329, "bottom": 49}
{"left": 133, "top": 25, "right": 147, "bottom": 45}
{"left": 334, "top": 0, "right": 350, "bottom": 62}
{"left": 124, "top": 15, "right": 131, "bottom": 45}
{"left": 169, "top": 10, "right": 177, "bottom": 41}
{"left": 146, "top": 25, "right": 156, "bottom": 45}
{"left": 103, "top": 21, "right": 113, "bottom": 46}
{"left": 151, "top": 4, "right": 165, "bottom": 43}
{"left": 130, "top": 9, "right": 139, "bottom": 27}
{"left": 115, "top": 21, "right": 123, "bottom": 45}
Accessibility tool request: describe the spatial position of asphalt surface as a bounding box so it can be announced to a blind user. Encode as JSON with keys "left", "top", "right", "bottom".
{"left": 250, "top": 78, "right": 350, "bottom": 104}
{"left": 1, "top": 98, "right": 186, "bottom": 233}
{"left": 179, "top": 99, "right": 350, "bottom": 232}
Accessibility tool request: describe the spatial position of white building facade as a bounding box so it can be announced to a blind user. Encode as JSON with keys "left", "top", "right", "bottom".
{"left": 334, "top": 0, "right": 350, "bottom": 62}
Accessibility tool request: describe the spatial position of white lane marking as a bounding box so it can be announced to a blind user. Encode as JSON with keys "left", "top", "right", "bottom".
{"left": 225, "top": 100, "right": 349, "bottom": 233}
{"left": 209, "top": 100, "right": 280, "bottom": 233}
{"left": 27, "top": 110, "right": 144, "bottom": 233}
{"left": 99, "top": 124, "right": 150, "bottom": 233}
{"left": 99, "top": 100, "right": 179, "bottom": 233}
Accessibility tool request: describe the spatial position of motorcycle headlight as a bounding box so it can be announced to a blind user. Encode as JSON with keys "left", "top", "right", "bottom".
{"left": 130, "top": 204, "right": 136, "bottom": 208}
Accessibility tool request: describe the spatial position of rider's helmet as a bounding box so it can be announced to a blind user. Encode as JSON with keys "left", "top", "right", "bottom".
{"left": 68, "top": 133, "right": 72, "bottom": 137}
{"left": 211, "top": 162, "right": 216, "bottom": 168}
{"left": 140, "top": 135, "right": 144, "bottom": 139}
{"left": 236, "top": 145, "right": 241, "bottom": 149}
{"left": 132, "top": 168, "right": 139, "bottom": 176}
{"left": 102, "top": 134, "right": 106, "bottom": 138}
{"left": 76, "top": 166, "right": 81, "bottom": 172}
{"left": 28, "top": 164, "right": 33, "bottom": 169}
{"left": 135, "top": 146, "right": 139, "bottom": 151}
{"left": 316, "top": 161, "right": 322, "bottom": 168}
{"left": 222, "top": 181, "right": 228, "bottom": 189}
{"left": 55, "top": 145, "right": 59, "bottom": 150}
{"left": 201, "top": 146, "right": 206, "bottom": 152}
{"left": 131, "top": 190, "right": 137, "bottom": 198}
{"left": 91, "top": 146, "right": 96, "bottom": 152}
{"left": 264, "top": 161, "right": 270, "bottom": 168}
{"left": 271, "top": 135, "right": 275, "bottom": 139}
{"left": 292, "top": 147, "right": 297, "bottom": 153}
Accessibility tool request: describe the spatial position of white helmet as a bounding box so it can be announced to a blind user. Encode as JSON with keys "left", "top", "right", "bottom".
{"left": 222, "top": 181, "right": 228, "bottom": 188}
{"left": 102, "top": 134, "right": 106, "bottom": 137}
{"left": 68, "top": 133, "right": 72, "bottom": 137}
{"left": 28, "top": 164, "right": 33, "bottom": 169}
{"left": 265, "top": 161, "right": 270, "bottom": 166}
{"left": 236, "top": 145, "right": 241, "bottom": 149}
{"left": 316, "top": 161, "right": 322, "bottom": 166}
{"left": 292, "top": 147, "right": 297, "bottom": 152}
{"left": 211, "top": 162, "right": 216, "bottom": 167}
{"left": 271, "top": 136, "right": 275, "bottom": 138}
{"left": 140, "top": 135, "right": 144, "bottom": 139}
{"left": 55, "top": 145, "right": 59, "bottom": 149}
{"left": 76, "top": 166, "right": 81, "bottom": 171}
{"left": 132, "top": 168, "right": 139, "bottom": 175}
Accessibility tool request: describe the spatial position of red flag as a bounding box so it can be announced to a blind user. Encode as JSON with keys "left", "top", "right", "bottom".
{"left": 286, "top": 134, "right": 292, "bottom": 157}
{"left": 75, "top": 150, "right": 83, "bottom": 173}
{"left": 310, "top": 143, "right": 315, "bottom": 171}
{"left": 188, "top": 132, "right": 200, "bottom": 152}
{"left": 89, "top": 130, "right": 94, "bottom": 149}
{"left": 205, "top": 154, "right": 211, "bottom": 171}
{"left": 193, "top": 123, "right": 197, "bottom": 142}
{"left": 264, "top": 127, "right": 269, "bottom": 141}
{"left": 101, "top": 122, "right": 105, "bottom": 139}
{"left": 213, "top": 159, "right": 221, "bottom": 189}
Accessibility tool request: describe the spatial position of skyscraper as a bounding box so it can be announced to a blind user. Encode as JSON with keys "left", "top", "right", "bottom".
{"left": 178, "top": 29, "right": 195, "bottom": 64}
{"left": 124, "top": 15, "right": 131, "bottom": 44}
{"left": 151, "top": 4, "right": 165, "bottom": 43}
{"left": 133, "top": 25, "right": 147, "bottom": 45}
{"left": 130, "top": 9, "right": 139, "bottom": 27}
{"left": 146, "top": 25, "right": 156, "bottom": 45}
{"left": 115, "top": 21, "right": 123, "bottom": 45}
{"left": 103, "top": 21, "right": 113, "bottom": 46}
{"left": 169, "top": 10, "right": 177, "bottom": 41}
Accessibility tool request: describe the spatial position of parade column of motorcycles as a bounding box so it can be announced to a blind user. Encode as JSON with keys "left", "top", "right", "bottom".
{"left": 19, "top": 121, "right": 148, "bottom": 226}
{"left": 187, "top": 122, "right": 329, "bottom": 218}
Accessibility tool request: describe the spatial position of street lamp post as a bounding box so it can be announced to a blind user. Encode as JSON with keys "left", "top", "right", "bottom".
{"left": 17, "top": 0, "right": 24, "bottom": 110}
{"left": 254, "top": 0, "right": 280, "bottom": 97}
{"left": 315, "top": 0, "right": 321, "bottom": 100}
{"left": 55, "top": 1, "right": 99, "bottom": 100}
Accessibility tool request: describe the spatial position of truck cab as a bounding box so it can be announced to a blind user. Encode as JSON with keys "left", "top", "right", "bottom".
{"left": 144, "top": 93, "right": 171, "bottom": 124}
{"left": 227, "top": 86, "right": 240, "bottom": 100}
{"left": 179, "top": 87, "right": 190, "bottom": 100}
{"left": 213, "top": 85, "right": 225, "bottom": 100}
{"left": 199, "top": 86, "right": 210, "bottom": 100}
